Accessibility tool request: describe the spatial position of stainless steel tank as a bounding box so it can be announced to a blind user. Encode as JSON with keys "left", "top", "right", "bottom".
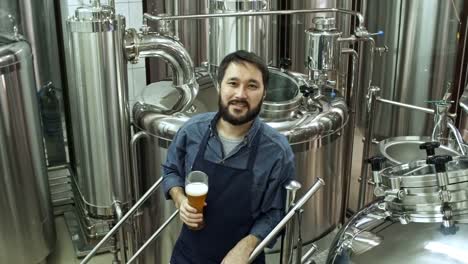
{"left": 0, "top": 34, "right": 55, "bottom": 264}
{"left": 133, "top": 68, "right": 347, "bottom": 263}
{"left": 348, "top": 0, "right": 464, "bottom": 211}
{"left": 282, "top": 0, "right": 352, "bottom": 73}
{"left": 208, "top": 0, "right": 275, "bottom": 72}
{"left": 66, "top": 5, "right": 131, "bottom": 222}
{"left": 327, "top": 157, "right": 468, "bottom": 264}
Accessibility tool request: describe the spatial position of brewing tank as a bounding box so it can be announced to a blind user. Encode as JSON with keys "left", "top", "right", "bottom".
{"left": 0, "top": 34, "right": 55, "bottom": 263}
{"left": 208, "top": 0, "right": 275, "bottom": 73}
{"left": 66, "top": 5, "right": 131, "bottom": 219}
{"left": 133, "top": 68, "right": 347, "bottom": 263}
{"left": 327, "top": 157, "right": 468, "bottom": 263}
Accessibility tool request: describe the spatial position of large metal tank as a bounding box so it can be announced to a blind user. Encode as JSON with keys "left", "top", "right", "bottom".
{"left": 133, "top": 68, "right": 347, "bottom": 263}
{"left": 208, "top": 0, "right": 276, "bottom": 71}
{"left": 66, "top": 5, "right": 131, "bottom": 223}
{"left": 348, "top": 0, "right": 464, "bottom": 210}
{"left": 327, "top": 157, "right": 468, "bottom": 263}
{"left": 0, "top": 34, "right": 55, "bottom": 264}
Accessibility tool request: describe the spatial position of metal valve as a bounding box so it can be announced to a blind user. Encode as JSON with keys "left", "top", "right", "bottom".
{"left": 367, "top": 156, "right": 386, "bottom": 196}
{"left": 419, "top": 141, "right": 441, "bottom": 157}
{"left": 426, "top": 155, "right": 452, "bottom": 173}
{"left": 367, "top": 156, "right": 386, "bottom": 171}
{"left": 427, "top": 155, "right": 453, "bottom": 203}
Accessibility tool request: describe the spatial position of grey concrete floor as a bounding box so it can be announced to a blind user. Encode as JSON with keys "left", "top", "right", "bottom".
{"left": 47, "top": 217, "right": 113, "bottom": 264}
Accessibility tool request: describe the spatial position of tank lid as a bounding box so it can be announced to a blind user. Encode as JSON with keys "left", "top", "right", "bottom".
{"left": 67, "top": 5, "right": 123, "bottom": 33}
{"left": 0, "top": 34, "right": 31, "bottom": 68}
{"left": 74, "top": 5, "right": 114, "bottom": 21}
{"left": 312, "top": 17, "right": 336, "bottom": 31}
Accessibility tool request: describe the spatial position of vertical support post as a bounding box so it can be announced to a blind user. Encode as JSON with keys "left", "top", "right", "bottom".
{"left": 280, "top": 180, "right": 302, "bottom": 264}
{"left": 357, "top": 86, "right": 380, "bottom": 209}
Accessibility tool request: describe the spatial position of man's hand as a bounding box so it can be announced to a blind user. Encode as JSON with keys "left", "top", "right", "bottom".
{"left": 222, "top": 235, "right": 259, "bottom": 264}
{"left": 169, "top": 187, "right": 204, "bottom": 228}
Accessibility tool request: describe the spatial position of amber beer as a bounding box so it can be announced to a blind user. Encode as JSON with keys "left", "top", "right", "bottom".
{"left": 185, "top": 182, "right": 208, "bottom": 213}
{"left": 185, "top": 171, "right": 209, "bottom": 230}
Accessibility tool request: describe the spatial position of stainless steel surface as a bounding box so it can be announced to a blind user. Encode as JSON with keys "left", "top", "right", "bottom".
{"left": 378, "top": 136, "right": 463, "bottom": 165}
{"left": 357, "top": 86, "right": 380, "bottom": 209}
{"left": 127, "top": 209, "right": 180, "bottom": 264}
{"left": 146, "top": 0, "right": 208, "bottom": 82}
{"left": 376, "top": 97, "right": 435, "bottom": 114}
{"left": 447, "top": 121, "right": 466, "bottom": 155}
{"left": 282, "top": 180, "right": 302, "bottom": 264}
{"left": 125, "top": 31, "right": 199, "bottom": 113}
{"left": 208, "top": 0, "right": 273, "bottom": 70}
{"left": 358, "top": 0, "right": 463, "bottom": 138}
{"left": 249, "top": 178, "right": 325, "bottom": 263}
{"left": 327, "top": 201, "right": 468, "bottom": 264}
{"left": 143, "top": 8, "right": 365, "bottom": 28}
{"left": 378, "top": 157, "right": 468, "bottom": 219}
{"left": 3, "top": 0, "right": 68, "bottom": 166}
{"left": 459, "top": 84, "right": 468, "bottom": 141}
{"left": 67, "top": 6, "right": 131, "bottom": 218}
{"left": 134, "top": 68, "right": 347, "bottom": 263}
{"left": 80, "top": 177, "right": 164, "bottom": 264}
{"left": 305, "top": 17, "right": 342, "bottom": 72}
{"left": 0, "top": 35, "right": 55, "bottom": 264}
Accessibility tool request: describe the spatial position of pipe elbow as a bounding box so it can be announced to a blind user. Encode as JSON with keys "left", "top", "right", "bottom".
{"left": 125, "top": 30, "right": 198, "bottom": 113}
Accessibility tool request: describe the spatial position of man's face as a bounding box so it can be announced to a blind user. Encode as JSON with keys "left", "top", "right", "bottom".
{"left": 218, "top": 62, "right": 265, "bottom": 125}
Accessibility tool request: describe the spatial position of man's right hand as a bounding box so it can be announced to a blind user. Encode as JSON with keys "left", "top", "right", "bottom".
{"left": 169, "top": 187, "right": 204, "bottom": 228}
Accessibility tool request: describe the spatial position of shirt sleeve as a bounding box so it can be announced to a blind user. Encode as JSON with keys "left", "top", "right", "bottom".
{"left": 162, "top": 128, "right": 187, "bottom": 200}
{"left": 249, "top": 147, "right": 296, "bottom": 246}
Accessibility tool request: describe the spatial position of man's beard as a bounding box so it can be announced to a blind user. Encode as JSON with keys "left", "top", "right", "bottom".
{"left": 218, "top": 96, "right": 263, "bottom": 126}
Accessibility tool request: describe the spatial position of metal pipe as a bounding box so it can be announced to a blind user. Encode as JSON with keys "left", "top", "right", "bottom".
{"left": 377, "top": 97, "right": 434, "bottom": 114}
{"left": 80, "top": 177, "right": 164, "bottom": 264}
{"left": 281, "top": 181, "right": 302, "bottom": 264}
{"left": 125, "top": 30, "right": 198, "bottom": 113}
{"left": 301, "top": 244, "right": 318, "bottom": 264}
{"left": 447, "top": 121, "right": 466, "bottom": 155}
{"left": 114, "top": 202, "right": 127, "bottom": 263}
{"left": 129, "top": 130, "right": 150, "bottom": 259}
{"left": 143, "top": 8, "right": 366, "bottom": 29}
{"left": 357, "top": 87, "right": 380, "bottom": 209}
{"left": 340, "top": 48, "right": 358, "bottom": 223}
{"left": 248, "top": 178, "right": 325, "bottom": 263}
{"left": 126, "top": 209, "right": 180, "bottom": 264}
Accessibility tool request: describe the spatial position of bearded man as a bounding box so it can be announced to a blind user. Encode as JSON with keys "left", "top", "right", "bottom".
{"left": 162, "top": 50, "right": 296, "bottom": 264}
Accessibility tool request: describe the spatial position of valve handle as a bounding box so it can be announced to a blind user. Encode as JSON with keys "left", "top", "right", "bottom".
{"left": 427, "top": 155, "right": 453, "bottom": 173}
{"left": 419, "top": 141, "right": 441, "bottom": 156}
{"left": 279, "top": 57, "right": 291, "bottom": 70}
{"left": 367, "top": 156, "right": 386, "bottom": 171}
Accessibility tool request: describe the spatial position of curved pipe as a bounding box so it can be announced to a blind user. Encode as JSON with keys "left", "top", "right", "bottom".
{"left": 126, "top": 30, "right": 198, "bottom": 114}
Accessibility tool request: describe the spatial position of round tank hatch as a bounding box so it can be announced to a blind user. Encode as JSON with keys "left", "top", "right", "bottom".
{"left": 261, "top": 69, "right": 302, "bottom": 120}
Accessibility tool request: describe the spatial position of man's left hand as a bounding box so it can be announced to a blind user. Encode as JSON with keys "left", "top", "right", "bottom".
{"left": 222, "top": 235, "right": 259, "bottom": 264}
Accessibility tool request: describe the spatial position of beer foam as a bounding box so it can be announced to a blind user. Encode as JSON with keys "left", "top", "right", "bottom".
{"left": 185, "top": 182, "right": 208, "bottom": 196}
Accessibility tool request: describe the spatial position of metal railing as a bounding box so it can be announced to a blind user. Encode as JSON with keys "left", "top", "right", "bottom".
{"left": 81, "top": 175, "right": 324, "bottom": 264}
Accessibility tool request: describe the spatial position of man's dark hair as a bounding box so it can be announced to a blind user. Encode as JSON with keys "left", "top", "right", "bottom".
{"left": 217, "top": 50, "right": 269, "bottom": 90}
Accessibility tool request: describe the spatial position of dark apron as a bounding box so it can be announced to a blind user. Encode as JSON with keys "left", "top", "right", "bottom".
{"left": 170, "top": 126, "right": 265, "bottom": 264}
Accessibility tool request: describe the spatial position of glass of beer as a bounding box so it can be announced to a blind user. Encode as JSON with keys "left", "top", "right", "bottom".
{"left": 185, "top": 170, "right": 208, "bottom": 230}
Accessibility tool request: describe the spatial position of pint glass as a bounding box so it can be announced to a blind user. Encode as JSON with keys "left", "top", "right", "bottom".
{"left": 185, "top": 171, "right": 208, "bottom": 229}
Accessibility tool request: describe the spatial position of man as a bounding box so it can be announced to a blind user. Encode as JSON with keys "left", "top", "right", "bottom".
{"left": 162, "top": 50, "right": 296, "bottom": 264}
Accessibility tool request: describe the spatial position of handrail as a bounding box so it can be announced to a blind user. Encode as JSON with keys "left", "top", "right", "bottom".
{"left": 127, "top": 209, "right": 180, "bottom": 264}
{"left": 248, "top": 178, "right": 325, "bottom": 263}
{"left": 143, "top": 8, "right": 366, "bottom": 30}
{"left": 80, "top": 177, "right": 163, "bottom": 264}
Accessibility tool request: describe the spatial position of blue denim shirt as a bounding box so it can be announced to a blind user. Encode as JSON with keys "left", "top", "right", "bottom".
{"left": 162, "top": 112, "right": 296, "bottom": 243}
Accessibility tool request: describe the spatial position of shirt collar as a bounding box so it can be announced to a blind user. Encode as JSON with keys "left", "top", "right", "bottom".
{"left": 209, "top": 112, "right": 262, "bottom": 147}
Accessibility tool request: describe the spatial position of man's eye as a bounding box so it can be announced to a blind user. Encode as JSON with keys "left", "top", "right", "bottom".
{"left": 248, "top": 85, "right": 258, "bottom": 90}
{"left": 228, "top": 82, "right": 237, "bottom": 86}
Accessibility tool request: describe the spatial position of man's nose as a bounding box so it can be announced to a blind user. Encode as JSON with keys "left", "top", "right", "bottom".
{"left": 234, "top": 86, "right": 248, "bottom": 99}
